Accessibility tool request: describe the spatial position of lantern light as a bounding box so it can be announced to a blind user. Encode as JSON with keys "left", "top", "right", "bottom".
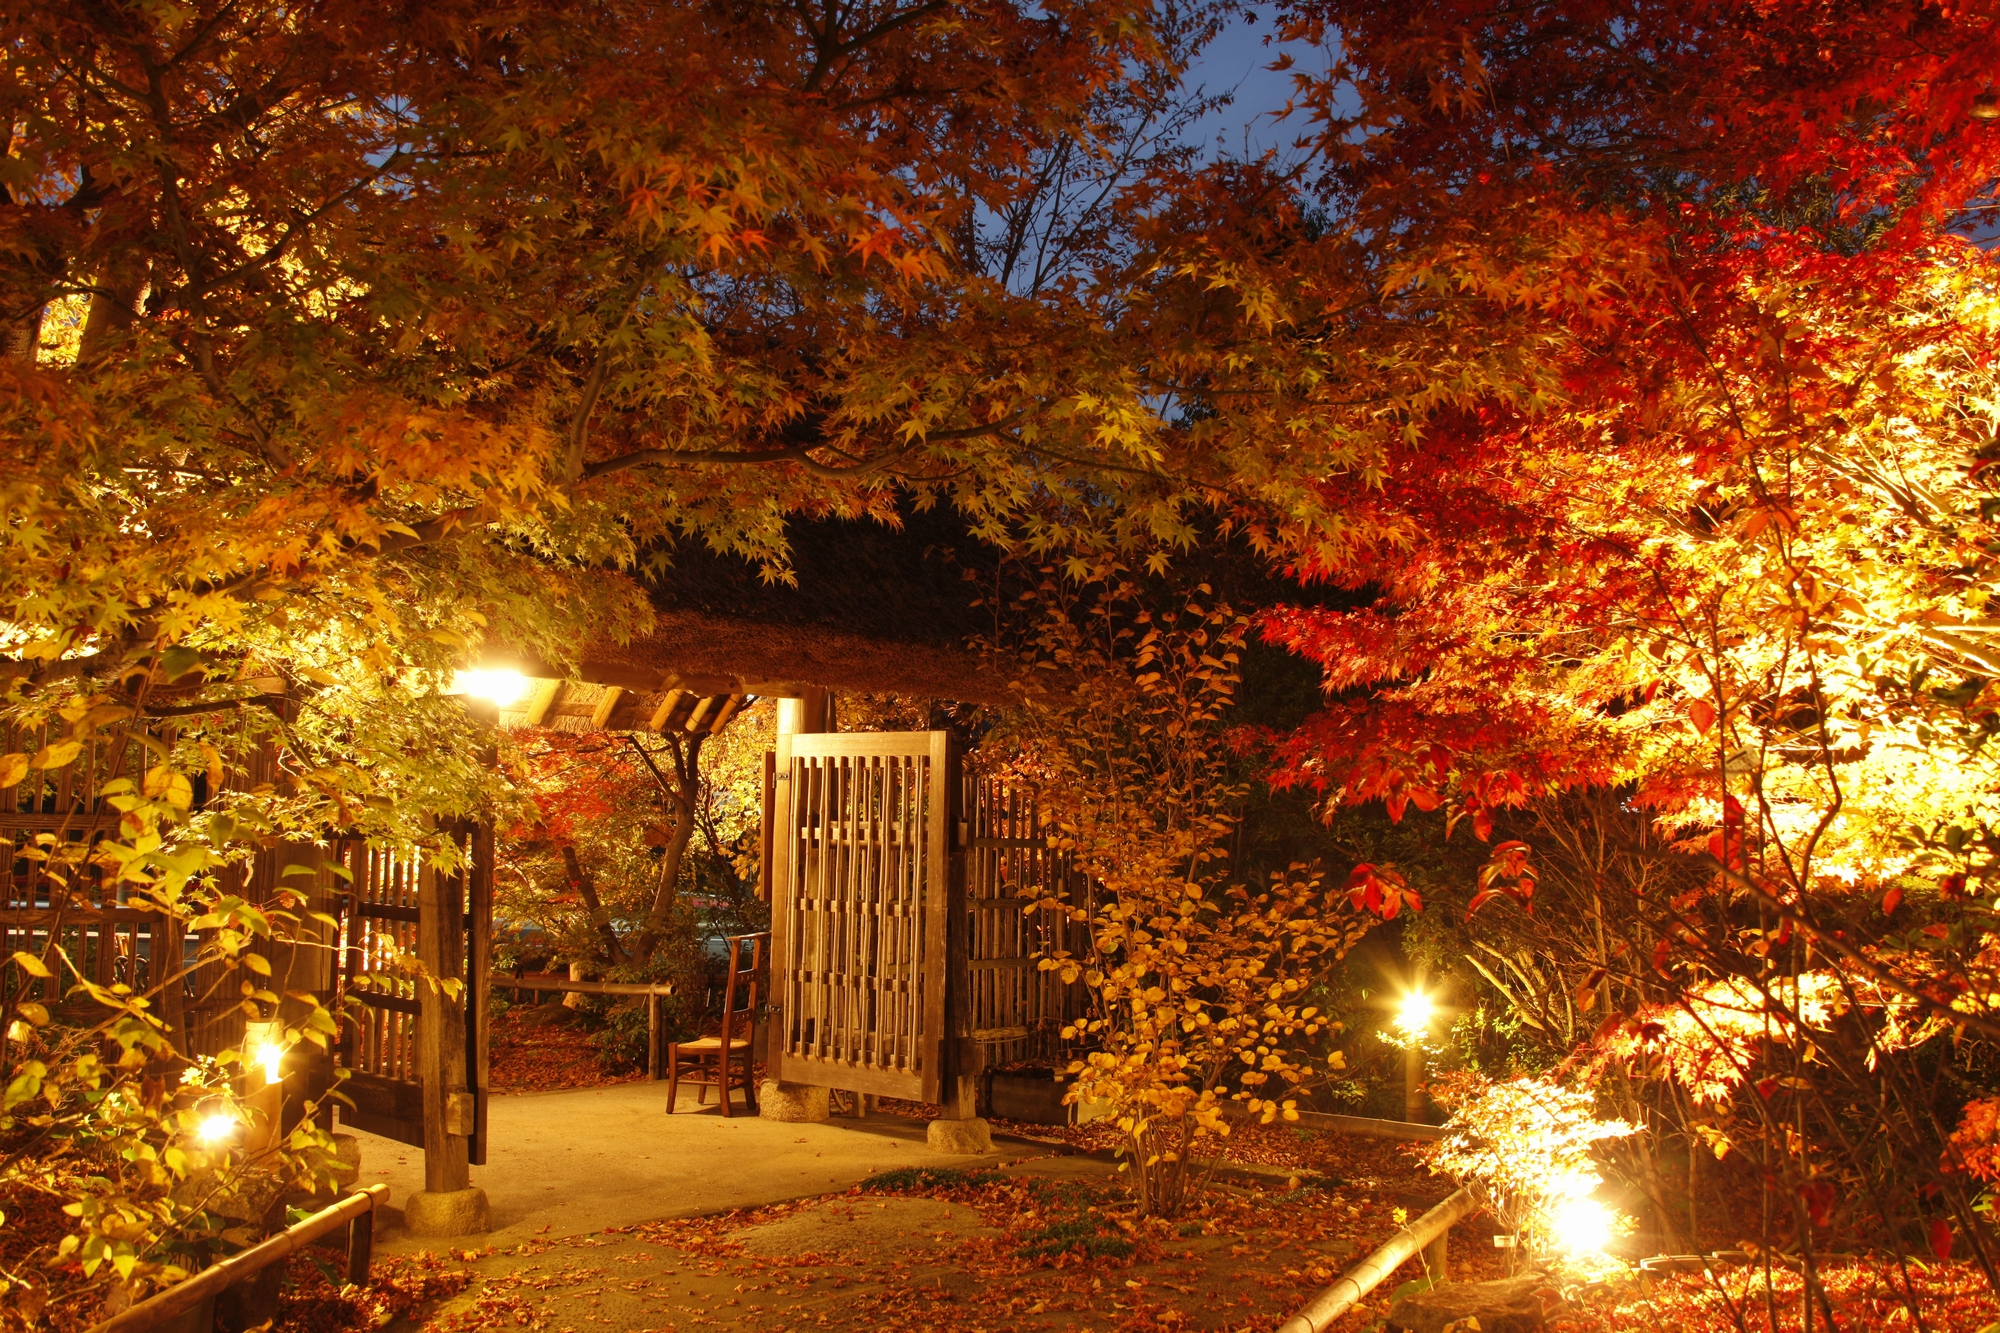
{"left": 1974, "top": 90, "right": 2000, "bottom": 120}
{"left": 258, "top": 1040, "right": 286, "bottom": 1085}
{"left": 1395, "top": 989, "right": 1436, "bottom": 1040}
{"left": 452, "top": 668, "right": 529, "bottom": 708}
{"left": 196, "top": 1113, "right": 237, "bottom": 1146}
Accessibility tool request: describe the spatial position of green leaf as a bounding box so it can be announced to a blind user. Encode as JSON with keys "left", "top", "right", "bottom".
{"left": 158, "top": 646, "right": 205, "bottom": 681}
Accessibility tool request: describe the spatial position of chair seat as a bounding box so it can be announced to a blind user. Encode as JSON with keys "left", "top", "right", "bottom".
{"left": 673, "top": 1036, "right": 751, "bottom": 1052}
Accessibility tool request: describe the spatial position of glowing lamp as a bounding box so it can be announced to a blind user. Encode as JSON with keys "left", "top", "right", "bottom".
{"left": 1550, "top": 1196, "right": 1616, "bottom": 1256}
{"left": 452, "top": 668, "right": 529, "bottom": 708}
{"left": 1975, "top": 91, "right": 2000, "bottom": 121}
{"left": 1395, "top": 989, "right": 1436, "bottom": 1040}
{"left": 257, "top": 1040, "right": 286, "bottom": 1085}
{"left": 196, "top": 1113, "right": 237, "bottom": 1146}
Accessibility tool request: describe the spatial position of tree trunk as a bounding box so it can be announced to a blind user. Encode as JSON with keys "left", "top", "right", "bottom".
{"left": 628, "top": 794, "right": 695, "bottom": 965}
{"left": 561, "top": 844, "right": 626, "bottom": 966}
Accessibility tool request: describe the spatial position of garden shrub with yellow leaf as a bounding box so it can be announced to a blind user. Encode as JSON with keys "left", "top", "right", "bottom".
{"left": 987, "top": 564, "right": 1378, "bottom": 1216}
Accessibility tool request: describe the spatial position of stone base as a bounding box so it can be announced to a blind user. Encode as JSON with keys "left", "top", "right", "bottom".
{"left": 404, "top": 1187, "right": 491, "bottom": 1237}
{"left": 1389, "top": 1271, "right": 1556, "bottom": 1333}
{"left": 927, "top": 1116, "right": 992, "bottom": 1155}
{"left": 329, "top": 1133, "right": 362, "bottom": 1191}
{"left": 758, "top": 1081, "right": 831, "bottom": 1123}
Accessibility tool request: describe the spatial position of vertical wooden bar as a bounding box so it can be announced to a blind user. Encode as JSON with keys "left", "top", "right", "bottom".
{"left": 417, "top": 846, "right": 469, "bottom": 1195}
{"left": 467, "top": 823, "right": 492, "bottom": 1166}
{"left": 923, "top": 733, "right": 951, "bottom": 1104}
{"left": 767, "top": 734, "right": 793, "bottom": 1084}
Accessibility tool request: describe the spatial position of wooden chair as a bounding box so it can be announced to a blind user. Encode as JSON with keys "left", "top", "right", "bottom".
{"left": 665, "top": 932, "right": 767, "bottom": 1117}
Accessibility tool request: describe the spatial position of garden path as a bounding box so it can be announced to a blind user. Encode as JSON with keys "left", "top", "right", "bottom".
{"left": 345, "top": 1081, "right": 1009, "bottom": 1251}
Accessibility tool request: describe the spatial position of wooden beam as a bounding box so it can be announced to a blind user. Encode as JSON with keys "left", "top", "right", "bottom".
{"left": 657, "top": 671, "right": 742, "bottom": 695}
{"left": 648, "top": 689, "right": 689, "bottom": 732}
{"left": 703, "top": 694, "right": 745, "bottom": 734}
{"left": 522, "top": 679, "right": 562, "bottom": 727}
{"left": 589, "top": 686, "right": 625, "bottom": 729}
{"left": 682, "top": 695, "right": 718, "bottom": 733}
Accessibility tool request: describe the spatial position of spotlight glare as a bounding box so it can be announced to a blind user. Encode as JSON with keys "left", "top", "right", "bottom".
{"left": 452, "top": 668, "right": 529, "bottom": 707}
{"left": 196, "top": 1113, "right": 237, "bottom": 1146}
{"left": 258, "top": 1042, "right": 285, "bottom": 1085}
{"left": 1550, "top": 1196, "right": 1616, "bottom": 1256}
{"left": 1395, "top": 990, "right": 1436, "bottom": 1039}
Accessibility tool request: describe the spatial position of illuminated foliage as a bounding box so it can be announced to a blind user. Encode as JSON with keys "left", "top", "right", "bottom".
{"left": 986, "top": 564, "right": 1379, "bottom": 1216}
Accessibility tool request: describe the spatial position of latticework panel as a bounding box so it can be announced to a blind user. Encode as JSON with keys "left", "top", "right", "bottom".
{"left": 0, "top": 722, "right": 186, "bottom": 1035}
{"left": 336, "top": 840, "right": 423, "bottom": 1085}
{"left": 770, "top": 732, "right": 951, "bottom": 1101}
{"left": 964, "top": 774, "right": 1091, "bottom": 1071}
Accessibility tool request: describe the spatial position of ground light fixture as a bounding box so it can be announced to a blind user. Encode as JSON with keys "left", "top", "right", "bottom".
{"left": 244, "top": 1019, "right": 289, "bottom": 1086}
{"left": 452, "top": 667, "right": 529, "bottom": 708}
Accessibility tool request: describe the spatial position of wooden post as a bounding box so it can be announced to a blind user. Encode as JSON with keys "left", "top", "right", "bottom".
{"left": 267, "top": 839, "right": 336, "bottom": 1135}
{"left": 345, "top": 1202, "right": 375, "bottom": 1286}
{"left": 417, "top": 850, "right": 470, "bottom": 1196}
{"left": 647, "top": 993, "right": 661, "bottom": 1081}
{"left": 762, "top": 691, "right": 830, "bottom": 1121}
{"left": 928, "top": 731, "right": 990, "bottom": 1153}
{"left": 1422, "top": 1229, "right": 1447, "bottom": 1280}
{"left": 467, "top": 820, "right": 492, "bottom": 1165}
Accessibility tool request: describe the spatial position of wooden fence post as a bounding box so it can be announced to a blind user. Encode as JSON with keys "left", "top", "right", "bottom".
{"left": 403, "top": 832, "right": 489, "bottom": 1237}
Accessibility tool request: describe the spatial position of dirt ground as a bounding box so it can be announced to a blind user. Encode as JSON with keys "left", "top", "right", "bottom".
{"left": 267, "top": 1122, "right": 2000, "bottom": 1333}
{"left": 274, "top": 1134, "right": 1499, "bottom": 1333}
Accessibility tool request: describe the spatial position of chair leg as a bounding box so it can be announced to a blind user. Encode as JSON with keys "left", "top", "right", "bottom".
{"left": 665, "top": 1044, "right": 679, "bottom": 1114}
{"left": 719, "top": 1050, "right": 733, "bottom": 1118}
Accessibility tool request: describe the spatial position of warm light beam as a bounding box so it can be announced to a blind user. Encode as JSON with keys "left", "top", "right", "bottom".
{"left": 1550, "top": 1196, "right": 1615, "bottom": 1256}
{"left": 1395, "top": 989, "right": 1435, "bottom": 1040}
{"left": 452, "top": 668, "right": 529, "bottom": 707}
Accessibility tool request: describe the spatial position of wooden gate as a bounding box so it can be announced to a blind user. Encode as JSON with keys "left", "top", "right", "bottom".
{"left": 0, "top": 721, "right": 297, "bottom": 1061}
{"left": 962, "top": 773, "right": 1090, "bottom": 1072}
{"left": 769, "top": 732, "right": 954, "bottom": 1102}
{"left": 333, "top": 826, "right": 490, "bottom": 1164}
{"left": 0, "top": 724, "right": 169, "bottom": 1023}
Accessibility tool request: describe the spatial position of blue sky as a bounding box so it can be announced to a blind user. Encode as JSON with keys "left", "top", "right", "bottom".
{"left": 1177, "top": 12, "right": 1335, "bottom": 161}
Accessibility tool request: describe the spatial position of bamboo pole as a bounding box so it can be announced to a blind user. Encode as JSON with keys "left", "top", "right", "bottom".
{"left": 1275, "top": 1188, "right": 1479, "bottom": 1333}
{"left": 86, "top": 1185, "right": 388, "bottom": 1333}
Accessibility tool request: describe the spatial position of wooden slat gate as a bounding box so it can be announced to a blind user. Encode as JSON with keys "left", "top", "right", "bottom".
{"left": 333, "top": 826, "right": 491, "bottom": 1164}
{"left": 0, "top": 721, "right": 305, "bottom": 1064}
{"left": 769, "top": 732, "right": 954, "bottom": 1102}
{"left": 0, "top": 724, "right": 170, "bottom": 1026}
{"left": 962, "top": 773, "right": 1090, "bottom": 1072}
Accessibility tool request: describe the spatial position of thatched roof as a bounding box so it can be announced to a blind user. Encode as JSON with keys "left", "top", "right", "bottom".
{"left": 507, "top": 509, "right": 1350, "bottom": 721}
{"left": 529, "top": 508, "right": 1017, "bottom": 708}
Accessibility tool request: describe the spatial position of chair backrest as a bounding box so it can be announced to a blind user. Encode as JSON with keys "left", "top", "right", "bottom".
{"left": 717, "top": 932, "right": 768, "bottom": 1047}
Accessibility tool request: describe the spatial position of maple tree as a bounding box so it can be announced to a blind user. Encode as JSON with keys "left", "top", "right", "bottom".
{"left": 0, "top": 0, "right": 1276, "bottom": 1317}
{"left": 495, "top": 711, "right": 768, "bottom": 978}
{"left": 1179, "top": 0, "right": 2000, "bottom": 1311}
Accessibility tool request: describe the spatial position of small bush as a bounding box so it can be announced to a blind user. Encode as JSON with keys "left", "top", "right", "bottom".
{"left": 1014, "top": 1218, "right": 1136, "bottom": 1260}
{"left": 860, "top": 1166, "right": 999, "bottom": 1193}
